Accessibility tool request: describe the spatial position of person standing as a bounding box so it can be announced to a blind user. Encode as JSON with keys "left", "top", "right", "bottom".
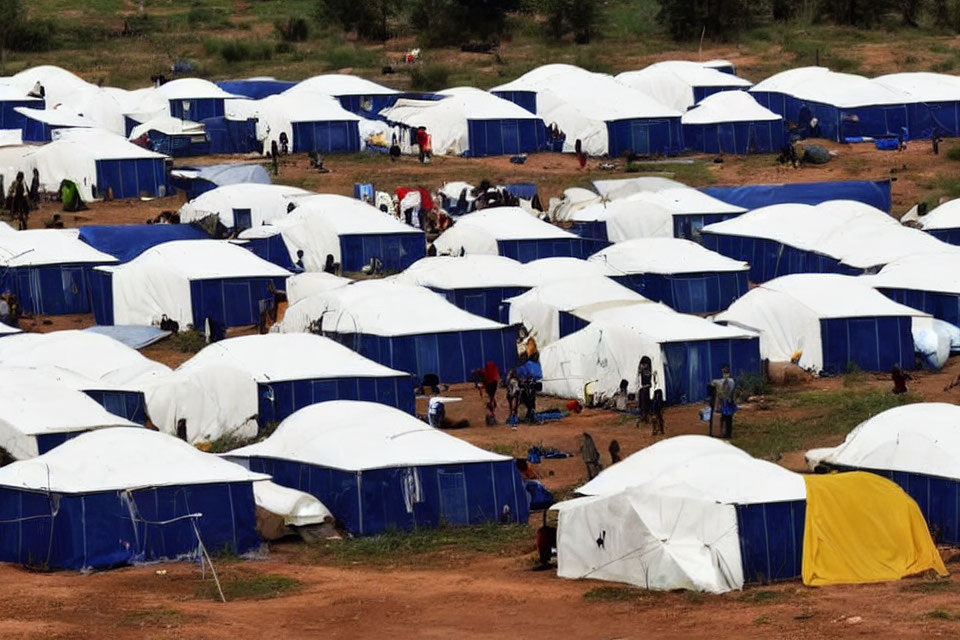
{"left": 636, "top": 356, "right": 654, "bottom": 423}
{"left": 891, "top": 364, "right": 912, "bottom": 395}
{"left": 580, "top": 432, "right": 602, "bottom": 480}
{"left": 482, "top": 360, "right": 500, "bottom": 426}
{"left": 505, "top": 369, "right": 520, "bottom": 427}
{"left": 650, "top": 389, "right": 665, "bottom": 436}
{"left": 711, "top": 366, "right": 737, "bottom": 439}
{"left": 608, "top": 439, "right": 621, "bottom": 465}
{"left": 10, "top": 172, "right": 29, "bottom": 230}
{"left": 28, "top": 169, "right": 40, "bottom": 209}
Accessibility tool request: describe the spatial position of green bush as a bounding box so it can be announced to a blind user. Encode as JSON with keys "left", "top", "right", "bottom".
{"left": 211, "top": 39, "right": 274, "bottom": 63}
{"left": 275, "top": 41, "right": 295, "bottom": 54}
{"left": 275, "top": 17, "right": 310, "bottom": 42}
{"left": 322, "top": 44, "right": 379, "bottom": 70}
{"left": 9, "top": 19, "right": 57, "bottom": 52}
{"left": 410, "top": 64, "right": 450, "bottom": 91}
{"left": 187, "top": 5, "right": 232, "bottom": 29}
{"left": 947, "top": 146, "right": 960, "bottom": 161}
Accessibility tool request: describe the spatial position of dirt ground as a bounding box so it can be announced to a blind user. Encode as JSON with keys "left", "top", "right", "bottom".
{"left": 6, "top": 144, "right": 960, "bottom": 638}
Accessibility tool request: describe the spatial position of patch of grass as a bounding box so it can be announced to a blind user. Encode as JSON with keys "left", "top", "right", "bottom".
{"left": 583, "top": 585, "right": 646, "bottom": 602}
{"left": 322, "top": 44, "right": 379, "bottom": 71}
{"left": 683, "top": 590, "right": 705, "bottom": 605}
{"left": 197, "top": 572, "right": 302, "bottom": 602}
{"left": 168, "top": 330, "right": 206, "bottom": 354}
{"left": 753, "top": 614, "right": 773, "bottom": 625}
{"left": 629, "top": 161, "right": 715, "bottom": 185}
{"left": 926, "top": 608, "right": 957, "bottom": 620}
{"left": 737, "top": 372, "right": 771, "bottom": 401}
{"left": 410, "top": 64, "right": 451, "bottom": 91}
{"left": 739, "top": 589, "right": 785, "bottom": 604}
{"left": 121, "top": 607, "right": 182, "bottom": 627}
{"left": 902, "top": 578, "right": 960, "bottom": 594}
{"left": 947, "top": 147, "right": 960, "bottom": 162}
{"left": 205, "top": 38, "right": 273, "bottom": 63}
{"left": 842, "top": 362, "right": 868, "bottom": 387}
{"left": 307, "top": 523, "right": 532, "bottom": 566}
{"left": 733, "top": 389, "right": 919, "bottom": 461}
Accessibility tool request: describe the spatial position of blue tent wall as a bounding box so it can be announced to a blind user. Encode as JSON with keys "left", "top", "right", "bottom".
{"left": 337, "top": 94, "right": 403, "bottom": 117}
{"left": 433, "top": 286, "right": 529, "bottom": 322}
{"left": 926, "top": 228, "right": 960, "bottom": 246}
{"left": 465, "top": 119, "right": 544, "bottom": 156}
{"left": 558, "top": 310, "right": 589, "bottom": 339}
{"left": 700, "top": 232, "right": 859, "bottom": 283}
{"left": 750, "top": 92, "right": 910, "bottom": 142}
{"left": 202, "top": 117, "right": 260, "bottom": 154}
{"left": 145, "top": 130, "right": 209, "bottom": 157}
{"left": 701, "top": 179, "right": 892, "bottom": 212}
{"left": 88, "top": 270, "right": 114, "bottom": 325}
{"left": 878, "top": 287, "right": 960, "bottom": 329}
{"left": 682, "top": 119, "right": 786, "bottom": 154}
{"left": 735, "top": 501, "right": 806, "bottom": 584}
{"left": 257, "top": 375, "right": 416, "bottom": 428}
{"left": 660, "top": 336, "right": 761, "bottom": 405}
{"left": 612, "top": 271, "right": 749, "bottom": 314}
{"left": 0, "top": 482, "right": 258, "bottom": 570}
{"left": 339, "top": 233, "right": 426, "bottom": 272}
{"left": 497, "top": 238, "right": 605, "bottom": 262}
{"left": 569, "top": 214, "right": 742, "bottom": 244}
{"left": 216, "top": 80, "right": 296, "bottom": 99}
{"left": 567, "top": 221, "right": 611, "bottom": 243}
{"left": 290, "top": 120, "right": 361, "bottom": 153}
{"left": 95, "top": 158, "right": 167, "bottom": 199}
{"left": 78, "top": 225, "right": 210, "bottom": 263}
{"left": 491, "top": 90, "right": 538, "bottom": 115}
{"left": 0, "top": 98, "right": 42, "bottom": 130}
{"left": 327, "top": 326, "right": 520, "bottom": 383}
{"left": 820, "top": 316, "right": 914, "bottom": 374}
{"left": 246, "top": 457, "right": 527, "bottom": 536}
{"left": 168, "top": 97, "right": 225, "bottom": 122}
{"left": 21, "top": 118, "right": 77, "bottom": 143}
{"left": 606, "top": 117, "right": 684, "bottom": 157}
{"left": 907, "top": 101, "right": 960, "bottom": 139}
{"left": 240, "top": 235, "right": 297, "bottom": 271}
{"left": 0, "top": 263, "right": 105, "bottom": 315}
{"left": 35, "top": 430, "right": 92, "bottom": 456}
{"left": 189, "top": 276, "right": 289, "bottom": 329}
{"left": 692, "top": 86, "right": 748, "bottom": 103}
{"left": 82, "top": 390, "right": 147, "bottom": 425}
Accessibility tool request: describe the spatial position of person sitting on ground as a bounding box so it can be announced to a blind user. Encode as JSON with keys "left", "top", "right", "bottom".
{"left": 515, "top": 458, "right": 539, "bottom": 480}
{"left": 607, "top": 378, "right": 629, "bottom": 411}
{"left": 44, "top": 213, "right": 63, "bottom": 229}
{"left": 322, "top": 253, "right": 336, "bottom": 275}
{"left": 891, "top": 364, "right": 912, "bottom": 395}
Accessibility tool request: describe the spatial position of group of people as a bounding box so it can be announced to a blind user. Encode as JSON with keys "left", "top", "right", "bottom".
{"left": 474, "top": 359, "right": 541, "bottom": 429}
{"left": 5, "top": 169, "right": 40, "bottom": 230}
{"left": 0, "top": 293, "right": 20, "bottom": 328}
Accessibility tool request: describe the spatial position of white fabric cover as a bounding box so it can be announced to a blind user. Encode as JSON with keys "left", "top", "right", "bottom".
{"left": 716, "top": 274, "right": 930, "bottom": 372}
{"left": 278, "top": 280, "right": 505, "bottom": 335}
{"left": 228, "top": 400, "right": 510, "bottom": 471}
{"left": 750, "top": 66, "right": 910, "bottom": 108}
{"left": 241, "top": 194, "right": 422, "bottom": 270}
{"left": 433, "top": 206, "right": 578, "bottom": 257}
{"left": 9, "top": 66, "right": 128, "bottom": 133}
{"left": 681, "top": 91, "right": 781, "bottom": 125}
{"left": 916, "top": 199, "right": 960, "bottom": 230}
{"left": 523, "top": 257, "right": 618, "bottom": 284}
{"left": 380, "top": 87, "right": 542, "bottom": 156}
{"left": 96, "top": 240, "right": 291, "bottom": 328}
{"left": 866, "top": 252, "right": 960, "bottom": 295}
{"left": 0, "top": 428, "right": 267, "bottom": 493}
{"left": 287, "top": 74, "right": 397, "bottom": 97}
{"left": 129, "top": 116, "right": 204, "bottom": 140}
{"left": 491, "top": 64, "right": 680, "bottom": 156}
{"left": 808, "top": 403, "right": 960, "bottom": 480}
{"left": 156, "top": 78, "right": 237, "bottom": 101}
{"left": 0, "top": 229, "right": 115, "bottom": 267}
{"left": 286, "top": 271, "right": 351, "bottom": 305}
{"left": 568, "top": 197, "right": 678, "bottom": 241}
{"left": 617, "top": 61, "right": 752, "bottom": 111}
{"left": 14, "top": 106, "right": 97, "bottom": 128}
{"left": 253, "top": 480, "right": 333, "bottom": 526}
{"left": 394, "top": 255, "right": 534, "bottom": 290}
{"left": 875, "top": 72, "right": 960, "bottom": 102}
{"left": 505, "top": 275, "right": 648, "bottom": 346}
{"left": 178, "top": 183, "right": 310, "bottom": 228}
{"left": 0, "top": 375, "right": 138, "bottom": 460}
{"left": 589, "top": 237, "right": 749, "bottom": 275}
{"left": 539, "top": 304, "right": 755, "bottom": 401}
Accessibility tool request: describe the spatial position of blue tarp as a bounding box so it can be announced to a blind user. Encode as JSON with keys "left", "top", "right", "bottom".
{"left": 700, "top": 233, "right": 861, "bottom": 283}
{"left": 144, "top": 129, "right": 209, "bottom": 157}
{"left": 878, "top": 288, "right": 960, "bottom": 329}
{"left": 339, "top": 233, "right": 425, "bottom": 272}
{"left": 926, "top": 228, "right": 960, "bottom": 246}
{"left": 434, "top": 286, "right": 529, "bottom": 322}
{"left": 83, "top": 389, "right": 147, "bottom": 424}
{"left": 240, "top": 235, "right": 297, "bottom": 271}
{"left": 216, "top": 80, "right": 297, "bottom": 99}
{"left": 83, "top": 325, "right": 171, "bottom": 349}
{"left": 496, "top": 238, "right": 606, "bottom": 263}
{"left": 606, "top": 117, "right": 684, "bottom": 157}
{"left": 0, "top": 482, "right": 259, "bottom": 570}
{"left": 701, "top": 179, "right": 892, "bottom": 212}
{"left": 751, "top": 92, "right": 910, "bottom": 142}
{"left": 94, "top": 157, "right": 168, "bottom": 200}
{"left": 0, "top": 98, "right": 42, "bottom": 131}
{"left": 0, "top": 264, "right": 105, "bottom": 315}
{"left": 78, "top": 224, "right": 210, "bottom": 263}
{"left": 612, "top": 271, "right": 749, "bottom": 314}
{"left": 736, "top": 501, "right": 806, "bottom": 584}
{"left": 682, "top": 119, "right": 786, "bottom": 154}
{"left": 171, "top": 163, "right": 270, "bottom": 201}
{"left": 169, "top": 97, "right": 225, "bottom": 122}
{"left": 327, "top": 326, "right": 520, "bottom": 384}
{"left": 820, "top": 316, "right": 914, "bottom": 374}
{"left": 246, "top": 457, "right": 527, "bottom": 536}
{"left": 21, "top": 116, "right": 81, "bottom": 143}
{"left": 505, "top": 183, "right": 538, "bottom": 200}
{"left": 660, "top": 336, "right": 761, "bottom": 405}
{"left": 202, "top": 117, "right": 261, "bottom": 155}
{"left": 569, "top": 213, "right": 742, "bottom": 244}
{"left": 491, "top": 90, "right": 538, "bottom": 115}
{"left": 291, "top": 120, "right": 360, "bottom": 153}
{"left": 464, "top": 119, "right": 544, "bottom": 156}
{"left": 257, "top": 375, "right": 415, "bottom": 428}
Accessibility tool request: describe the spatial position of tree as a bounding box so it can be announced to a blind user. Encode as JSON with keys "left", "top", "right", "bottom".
{"left": 658, "top": 0, "right": 765, "bottom": 42}
{"left": 315, "top": 0, "right": 399, "bottom": 41}
{"left": 0, "top": 0, "right": 25, "bottom": 67}
{"left": 409, "top": 0, "right": 517, "bottom": 46}
{"left": 535, "top": 0, "right": 603, "bottom": 44}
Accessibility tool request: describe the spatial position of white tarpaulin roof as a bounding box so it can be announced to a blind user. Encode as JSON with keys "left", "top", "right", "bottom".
{"left": 916, "top": 199, "right": 960, "bottom": 230}
{"left": 0, "top": 376, "right": 138, "bottom": 460}
{"left": 433, "top": 207, "right": 578, "bottom": 256}
{"left": 806, "top": 403, "right": 960, "bottom": 479}
{"left": 875, "top": 72, "right": 960, "bottom": 102}
{"left": 0, "top": 229, "right": 116, "bottom": 267}
{"left": 394, "top": 255, "right": 534, "bottom": 290}
{"left": 96, "top": 240, "right": 291, "bottom": 328}
{"left": 0, "top": 428, "right": 267, "bottom": 493}
{"left": 178, "top": 183, "right": 311, "bottom": 229}
{"left": 716, "top": 274, "right": 929, "bottom": 371}
{"left": 14, "top": 106, "right": 97, "bottom": 128}
{"left": 288, "top": 74, "right": 398, "bottom": 97}
{"left": 156, "top": 78, "right": 238, "bottom": 100}
{"left": 866, "top": 252, "right": 960, "bottom": 295}
{"left": 681, "top": 90, "right": 782, "bottom": 125}
{"left": 616, "top": 61, "right": 752, "bottom": 111}
{"left": 505, "top": 275, "right": 649, "bottom": 346}
{"left": 181, "top": 333, "right": 407, "bottom": 382}
{"left": 278, "top": 280, "right": 505, "bottom": 336}
{"left": 491, "top": 64, "right": 680, "bottom": 155}
{"left": 286, "top": 271, "right": 351, "bottom": 305}
{"left": 589, "top": 237, "right": 749, "bottom": 274}
{"left": 592, "top": 177, "right": 745, "bottom": 214}
{"left": 523, "top": 257, "right": 618, "bottom": 284}
{"left": 567, "top": 197, "right": 679, "bottom": 241}
{"left": 228, "top": 400, "right": 509, "bottom": 471}
{"left": 129, "top": 116, "right": 204, "bottom": 140}
{"left": 750, "top": 66, "right": 910, "bottom": 108}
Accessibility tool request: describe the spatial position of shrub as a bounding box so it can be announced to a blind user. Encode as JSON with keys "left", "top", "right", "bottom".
{"left": 275, "top": 17, "right": 310, "bottom": 42}
{"left": 9, "top": 19, "right": 57, "bottom": 52}
{"left": 187, "top": 5, "right": 232, "bottom": 29}
{"left": 213, "top": 39, "right": 273, "bottom": 63}
{"left": 409, "top": 64, "right": 450, "bottom": 91}
{"left": 322, "top": 44, "right": 379, "bottom": 70}
{"left": 947, "top": 146, "right": 960, "bottom": 161}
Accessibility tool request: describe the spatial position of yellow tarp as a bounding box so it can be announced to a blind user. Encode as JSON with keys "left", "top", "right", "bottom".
{"left": 802, "top": 472, "right": 947, "bottom": 586}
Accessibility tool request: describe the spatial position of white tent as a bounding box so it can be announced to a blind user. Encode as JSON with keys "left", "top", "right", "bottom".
{"left": 539, "top": 303, "right": 756, "bottom": 401}
{"left": 564, "top": 197, "right": 680, "bottom": 241}
{"left": 875, "top": 72, "right": 960, "bottom": 103}
{"left": 393, "top": 255, "right": 534, "bottom": 290}
{"left": 523, "top": 256, "right": 618, "bottom": 284}
{"left": 128, "top": 116, "right": 205, "bottom": 141}
{"left": 913, "top": 198, "right": 960, "bottom": 231}
{"left": 0, "top": 228, "right": 116, "bottom": 267}
{"left": 505, "top": 275, "right": 649, "bottom": 346}
{"left": 491, "top": 64, "right": 680, "bottom": 156}
{"left": 178, "top": 183, "right": 311, "bottom": 229}
{"left": 380, "top": 87, "right": 542, "bottom": 156}
{"left": 589, "top": 237, "right": 749, "bottom": 276}
{"left": 750, "top": 66, "right": 910, "bottom": 108}
{"left": 681, "top": 90, "right": 781, "bottom": 125}
{"left": 805, "top": 403, "right": 960, "bottom": 478}
{"left": 286, "top": 74, "right": 398, "bottom": 98}
{"left": 715, "top": 273, "right": 930, "bottom": 372}
{"left": 14, "top": 106, "right": 97, "bottom": 130}
{"left": 616, "top": 61, "right": 753, "bottom": 112}
{"left": 95, "top": 240, "right": 291, "bottom": 328}
{"left": 432, "top": 206, "right": 579, "bottom": 257}
{"left": 554, "top": 435, "right": 805, "bottom": 593}
{"left": 239, "top": 193, "right": 421, "bottom": 271}
{"left": 591, "top": 176, "right": 745, "bottom": 216}
{"left": 286, "top": 271, "right": 351, "bottom": 306}
{"left": 866, "top": 252, "right": 960, "bottom": 298}
{"left": 227, "top": 400, "right": 509, "bottom": 470}
{"left": 547, "top": 187, "right": 603, "bottom": 222}
{"left": 0, "top": 376, "right": 138, "bottom": 460}
{"left": 278, "top": 280, "right": 505, "bottom": 335}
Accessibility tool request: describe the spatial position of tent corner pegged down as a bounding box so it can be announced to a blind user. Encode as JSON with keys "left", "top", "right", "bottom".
{"left": 801, "top": 472, "right": 947, "bottom": 587}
